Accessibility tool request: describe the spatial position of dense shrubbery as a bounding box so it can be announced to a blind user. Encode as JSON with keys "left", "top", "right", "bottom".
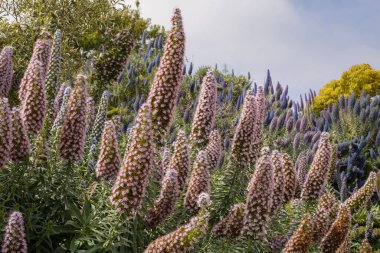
{"left": 0, "top": 4, "right": 379, "bottom": 253}
{"left": 313, "top": 64, "right": 380, "bottom": 111}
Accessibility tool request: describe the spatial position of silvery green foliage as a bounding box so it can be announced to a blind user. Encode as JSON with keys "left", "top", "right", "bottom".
{"left": 45, "top": 29, "right": 62, "bottom": 106}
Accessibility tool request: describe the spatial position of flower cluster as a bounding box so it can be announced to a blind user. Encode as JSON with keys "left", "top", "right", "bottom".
{"left": 58, "top": 75, "right": 88, "bottom": 162}
{"left": 301, "top": 132, "right": 332, "bottom": 200}
{"left": 270, "top": 150, "right": 285, "bottom": 215}
{"left": 51, "top": 86, "right": 72, "bottom": 136}
{"left": 310, "top": 192, "right": 338, "bottom": 242}
{"left": 53, "top": 83, "right": 67, "bottom": 116}
{"left": 169, "top": 130, "right": 189, "bottom": 190}
{"left": 320, "top": 205, "right": 351, "bottom": 253}
{"left": 231, "top": 90, "right": 257, "bottom": 166}
{"left": 358, "top": 240, "right": 372, "bottom": 253}
{"left": 95, "top": 120, "right": 121, "bottom": 180}
{"left": 86, "top": 97, "right": 96, "bottom": 131}
{"left": 190, "top": 70, "right": 217, "bottom": 146}
{"left": 19, "top": 33, "right": 51, "bottom": 101}
{"left": 184, "top": 150, "right": 211, "bottom": 210}
{"left": 249, "top": 86, "right": 266, "bottom": 161}
{"left": 1, "top": 211, "right": 27, "bottom": 253}
{"left": 212, "top": 203, "right": 244, "bottom": 237}
{"left": 196, "top": 192, "right": 211, "bottom": 209}
{"left": 344, "top": 171, "right": 378, "bottom": 214}
{"left": 282, "top": 153, "right": 299, "bottom": 203}
{"left": 144, "top": 169, "right": 179, "bottom": 228}
{"left": 20, "top": 59, "right": 47, "bottom": 135}
{"left": 295, "top": 151, "right": 308, "bottom": 191}
{"left": 242, "top": 147, "right": 274, "bottom": 236}
{"left": 88, "top": 90, "right": 110, "bottom": 147}
{"left": 327, "top": 143, "right": 338, "bottom": 183}
{"left": 45, "top": 29, "right": 62, "bottom": 106}
{"left": 110, "top": 103, "right": 153, "bottom": 213}
{"left": 205, "top": 129, "right": 222, "bottom": 170}
{"left": 0, "top": 46, "right": 13, "bottom": 97}
{"left": 0, "top": 97, "right": 11, "bottom": 167}
{"left": 155, "top": 147, "right": 171, "bottom": 182}
{"left": 147, "top": 8, "right": 185, "bottom": 145}
{"left": 283, "top": 214, "right": 313, "bottom": 253}
{"left": 144, "top": 213, "right": 208, "bottom": 253}
{"left": 10, "top": 108, "right": 30, "bottom": 162}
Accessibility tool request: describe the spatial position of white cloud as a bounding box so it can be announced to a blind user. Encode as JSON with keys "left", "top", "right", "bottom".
{"left": 127, "top": 0, "right": 380, "bottom": 99}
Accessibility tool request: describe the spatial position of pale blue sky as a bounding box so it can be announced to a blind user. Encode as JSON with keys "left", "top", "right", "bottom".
{"left": 127, "top": 0, "right": 380, "bottom": 98}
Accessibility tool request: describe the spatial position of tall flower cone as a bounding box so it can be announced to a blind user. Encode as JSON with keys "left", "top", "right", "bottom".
{"left": 110, "top": 103, "right": 153, "bottom": 213}
{"left": 154, "top": 146, "right": 171, "bottom": 182}
{"left": 336, "top": 236, "right": 350, "bottom": 253}
{"left": 53, "top": 82, "right": 67, "bottom": 116}
{"left": 344, "top": 171, "right": 378, "bottom": 214}
{"left": 0, "top": 46, "right": 13, "bottom": 97}
{"left": 295, "top": 151, "right": 308, "bottom": 196}
{"left": 144, "top": 213, "right": 208, "bottom": 253}
{"left": 282, "top": 153, "right": 299, "bottom": 203}
{"left": 230, "top": 90, "right": 257, "bottom": 166}
{"left": 242, "top": 147, "right": 274, "bottom": 236}
{"left": 212, "top": 203, "right": 245, "bottom": 237}
{"left": 205, "top": 129, "right": 222, "bottom": 170}
{"left": 19, "top": 32, "right": 51, "bottom": 101}
{"left": 184, "top": 150, "right": 211, "bottom": 210}
{"left": 283, "top": 214, "right": 313, "bottom": 253}
{"left": 58, "top": 75, "right": 88, "bottom": 162}
{"left": 144, "top": 169, "right": 179, "bottom": 228}
{"left": 20, "top": 59, "right": 47, "bottom": 135}
{"left": 190, "top": 70, "right": 217, "bottom": 146}
{"left": 310, "top": 192, "right": 339, "bottom": 242}
{"left": 95, "top": 120, "right": 121, "bottom": 180}
{"left": 1, "top": 211, "right": 27, "bottom": 253}
{"left": 321, "top": 205, "right": 351, "bottom": 253}
{"left": 0, "top": 97, "right": 11, "bottom": 168}
{"left": 88, "top": 90, "right": 110, "bottom": 148}
{"left": 326, "top": 143, "right": 338, "bottom": 183}
{"left": 86, "top": 97, "right": 96, "bottom": 131}
{"left": 301, "top": 132, "right": 332, "bottom": 200}
{"left": 270, "top": 150, "right": 285, "bottom": 215}
{"left": 358, "top": 239, "right": 372, "bottom": 253}
{"left": 51, "top": 86, "right": 72, "bottom": 136}
{"left": 10, "top": 108, "right": 30, "bottom": 163}
{"left": 249, "top": 86, "right": 266, "bottom": 161}
{"left": 147, "top": 8, "right": 185, "bottom": 145}
{"left": 169, "top": 130, "right": 189, "bottom": 190}
{"left": 45, "top": 29, "right": 62, "bottom": 107}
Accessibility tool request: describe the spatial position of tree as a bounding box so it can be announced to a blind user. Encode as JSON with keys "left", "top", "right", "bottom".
{"left": 313, "top": 64, "right": 380, "bottom": 111}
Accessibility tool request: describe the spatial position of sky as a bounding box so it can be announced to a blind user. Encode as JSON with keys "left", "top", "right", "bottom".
{"left": 126, "top": 0, "right": 380, "bottom": 99}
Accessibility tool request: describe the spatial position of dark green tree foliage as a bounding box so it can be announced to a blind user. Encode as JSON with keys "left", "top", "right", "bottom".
{"left": 92, "top": 30, "right": 135, "bottom": 98}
